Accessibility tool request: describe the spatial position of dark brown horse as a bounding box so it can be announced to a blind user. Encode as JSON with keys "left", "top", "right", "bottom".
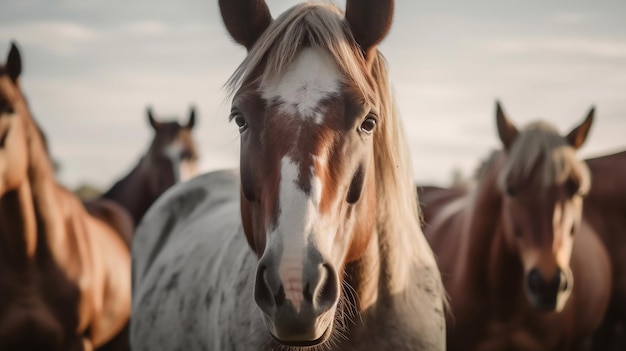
{"left": 100, "top": 107, "right": 198, "bottom": 227}
{"left": 583, "top": 150, "right": 626, "bottom": 350}
{"left": 0, "top": 42, "right": 131, "bottom": 351}
{"left": 423, "top": 101, "right": 611, "bottom": 350}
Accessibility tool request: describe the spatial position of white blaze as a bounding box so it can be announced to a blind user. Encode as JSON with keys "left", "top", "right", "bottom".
{"left": 261, "top": 47, "right": 342, "bottom": 123}
{"left": 271, "top": 158, "right": 322, "bottom": 312}
{"left": 164, "top": 141, "right": 196, "bottom": 183}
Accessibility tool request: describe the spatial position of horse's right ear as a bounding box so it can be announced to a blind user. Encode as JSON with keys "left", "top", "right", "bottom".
{"left": 6, "top": 41, "right": 22, "bottom": 83}
{"left": 218, "top": 0, "right": 273, "bottom": 52}
{"left": 496, "top": 101, "right": 519, "bottom": 150}
{"left": 566, "top": 106, "right": 594, "bottom": 149}
{"left": 187, "top": 106, "right": 196, "bottom": 130}
{"left": 345, "top": 0, "right": 394, "bottom": 60}
{"left": 147, "top": 107, "right": 161, "bottom": 130}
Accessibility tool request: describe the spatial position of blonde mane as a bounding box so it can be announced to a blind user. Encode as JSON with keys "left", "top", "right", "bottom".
{"left": 225, "top": 1, "right": 444, "bottom": 300}
{"left": 497, "top": 122, "right": 591, "bottom": 194}
{"left": 225, "top": 2, "right": 375, "bottom": 103}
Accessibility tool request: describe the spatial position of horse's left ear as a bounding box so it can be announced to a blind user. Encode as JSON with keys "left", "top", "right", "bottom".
{"left": 6, "top": 41, "right": 22, "bottom": 83}
{"left": 218, "top": 0, "right": 273, "bottom": 52}
{"left": 345, "top": 0, "right": 394, "bottom": 59}
{"left": 187, "top": 106, "right": 196, "bottom": 130}
{"left": 496, "top": 101, "right": 519, "bottom": 150}
{"left": 566, "top": 106, "right": 594, "bottom": 149}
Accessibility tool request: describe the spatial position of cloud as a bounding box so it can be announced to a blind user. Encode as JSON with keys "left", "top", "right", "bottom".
{"left": 548, "top": 12, "right": 586, "bottom": 25}
{"left": 0, "top": 21, "right": 100, "bottom": 55}
{"left": 486, "top": 37, "right": 626, "bottom": 59}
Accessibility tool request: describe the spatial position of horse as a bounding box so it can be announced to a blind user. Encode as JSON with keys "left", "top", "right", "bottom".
{"left": 0, "top": 42, "right": 131, "bottom": 351}
{"left": 422, "top": 101, "right": 612, "bottom": 351}
{"left": 583, "top": 150, "right": 626, "bottom": 350}
{"left": 98, "top": 106, "right": 198, "bottom": 227}
{"left": 130, "top": 0, "right": 447, "bottom": 350}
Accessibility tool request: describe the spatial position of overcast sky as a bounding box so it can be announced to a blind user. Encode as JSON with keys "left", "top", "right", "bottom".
{"left": 1, "top": 0, "right": 625, "bottom": 190}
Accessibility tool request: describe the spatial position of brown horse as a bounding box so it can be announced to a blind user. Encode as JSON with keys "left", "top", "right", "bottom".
{"left": 0, "top": 42, "right": 131, "bottom": 351}
{"left": 423, "top": 101, "right": 612, "bottom": 351}
{"left": 100, "top": 107, "right": 198, "bottom": 227}
{"left": 131, "top": 1, "right": 447, "bottom": 350}
{"left": 583, "top": 150, "right": 626, "bottom": 350}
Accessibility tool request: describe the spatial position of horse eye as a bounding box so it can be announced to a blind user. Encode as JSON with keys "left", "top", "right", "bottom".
{"left": 506, "top": 186, "right": 516, "bottom": 197}
{"left": 180, "top": 150, "right": 193, "bottom": 160}
{"left": 566, "top": 179, "right": 581, "bottom": 197}
{"left": 231, "top": 113, "right": 248, "bottom": 132}
{"left": 360, "top": 116, "right": 377, "bottom": 134}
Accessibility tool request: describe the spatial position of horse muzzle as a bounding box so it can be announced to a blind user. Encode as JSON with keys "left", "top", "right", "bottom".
{"left": 254, "top": 256, "right": 339, "bottom": 346}
{"left": 525, "top": 267, "right": 572, "bottom": 312}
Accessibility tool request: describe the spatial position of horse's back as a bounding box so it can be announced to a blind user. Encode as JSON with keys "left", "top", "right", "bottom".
{"left": 84, "top": 198, "right": 134, "bottom": 248}
{"left": 131, "top": 170, "right": 266, "bottom": 350}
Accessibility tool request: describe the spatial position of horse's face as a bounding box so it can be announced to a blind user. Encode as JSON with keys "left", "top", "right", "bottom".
{"left": 147, "top": 107, "right": 198, "bottom": 183}
{"left": 496, "top": 102, "right": 594, "bottom": 312}
{"left": 220, "top": 0, "right": 393, "bottom": 346}
{"left": 0, "top": 43, "right": 28, "bottom": 196}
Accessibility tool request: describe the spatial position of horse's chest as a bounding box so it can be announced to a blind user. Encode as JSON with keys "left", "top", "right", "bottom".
{"left": 0, "top": 268, "right": 80, "bottom": 346}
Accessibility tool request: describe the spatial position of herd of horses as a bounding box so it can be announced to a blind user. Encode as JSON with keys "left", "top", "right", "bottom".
{"left": 0, "top": 0, "right": 624, "bottom": 350}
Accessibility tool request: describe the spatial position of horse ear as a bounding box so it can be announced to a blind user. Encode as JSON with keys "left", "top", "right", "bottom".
{"left": 496, "top": 101, "right": 519, "bottom": 150}
{"left": 147, "top": 107, "right": 161, "bottom": 130}
{"left": 218, "top": 0, "right": 273, "bottom": 52}
{"left": 187, "top": 106, "right": 196, "bottom": 130}
{"left": 345, "top": 0, "right": 394, "bottom": 59}
{"left": 6, "top": 41, "right": 22, "bottom": 83}
{"left": 566, "top": 106, "right": 594, "bottom": 149}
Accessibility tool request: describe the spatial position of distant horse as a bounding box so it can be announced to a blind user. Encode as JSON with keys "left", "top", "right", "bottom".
{"left": 423, "top": 101, "right": 611, "bottom": 351}
{"left": 583, "top": 150, "right": 626, "bottom": 351}
{"left": 0, "top": 42, "right": 131, "bottom": 350}
{"left": 131, "top": 1, "right": 447, "bottom": 350}
{"left": 100, "top": 106, "right": 198, "bottom": 227}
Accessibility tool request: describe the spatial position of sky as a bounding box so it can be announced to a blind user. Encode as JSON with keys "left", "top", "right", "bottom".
{"left": 1, "top": 0, "right": 625, "bottom": 190}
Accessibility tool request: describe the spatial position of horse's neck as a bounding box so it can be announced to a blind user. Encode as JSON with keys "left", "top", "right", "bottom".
{"left": 104, "top": 156, "right": 158, "bottom": 225}
{"left": 25, "top": 118, "right": 72, "bottom": 258}
{"left": 347, "top": 222, "right": 440, "bottom": 315}
{"left": 486, "top": 225, "right": 525, "bottom": 317}
{"left": 458, "top": 158, "right": 505, "bottom": 290}
{"left": 0, "top": 181, "right": 37, "bottom": 270}
{"left": 586, "top": 151, "right": 626, "bottom": 204}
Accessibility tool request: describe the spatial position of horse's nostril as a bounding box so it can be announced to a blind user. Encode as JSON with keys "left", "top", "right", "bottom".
{"left": 316, "top": 264, "right": 338, "bottom": 310}
{"left": 254, "top": 264, "right": 275, "bottom": 312}
{"left": 527, "top": 268, "right": 543, "bottom": 293}
{"left": 558, "top": 270, "right": 569, "bottom": 292}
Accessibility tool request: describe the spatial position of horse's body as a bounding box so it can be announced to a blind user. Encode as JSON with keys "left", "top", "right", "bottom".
{"left": 584, "top": 150, "right": 626, "bottom": 350}
{"left": 100, "top": 107, "right": 198, "bottom": 227}
{"left": 423, "top": 104, "right": 611, "bottom": 351}
{"left": 131, "top": 1, "right": 446, "bottom": 350}
{"left": 0, "top": 43, "right": 131, "bottom": 351}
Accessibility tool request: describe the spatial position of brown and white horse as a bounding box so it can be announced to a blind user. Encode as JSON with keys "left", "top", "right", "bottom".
{"left": 0, "top": 42, "right": 131, "bottom": 350}
{"left": 131, "top": 1, "right": 446, "bottom": 350}
{"left": 423, "top": 102, "right": 612, "bottom": 351}
{"left": 99, "top": 106, "right": 198, "bottom": 227}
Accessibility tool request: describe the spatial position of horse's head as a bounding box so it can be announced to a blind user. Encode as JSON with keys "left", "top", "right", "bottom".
{"left": 495, "top": 101, "right": 593, "bottom": 312}
{"left": 0, "top": 42, "right": 29, "bottom": 197}
{"left": 146, "top": 106, "right": 198, "bottom": 183}
{"left": 219, "top": 0, "right": 393, "bottom": 346}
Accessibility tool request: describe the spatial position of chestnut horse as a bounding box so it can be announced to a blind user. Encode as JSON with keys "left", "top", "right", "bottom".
{"left": 0, "top": 42, "right": 131, "bottom": 350}
{"left": 131, "top": 1, "right": 446, "bottom": 350}
{"left": 99, "top": 106, "right": 198, "bottom": 227}
{"left": 423, "top": 102, "right": 611, "bottom": 351}
{"left": 584, "top": 150, "right": 626, "bottom": 351}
